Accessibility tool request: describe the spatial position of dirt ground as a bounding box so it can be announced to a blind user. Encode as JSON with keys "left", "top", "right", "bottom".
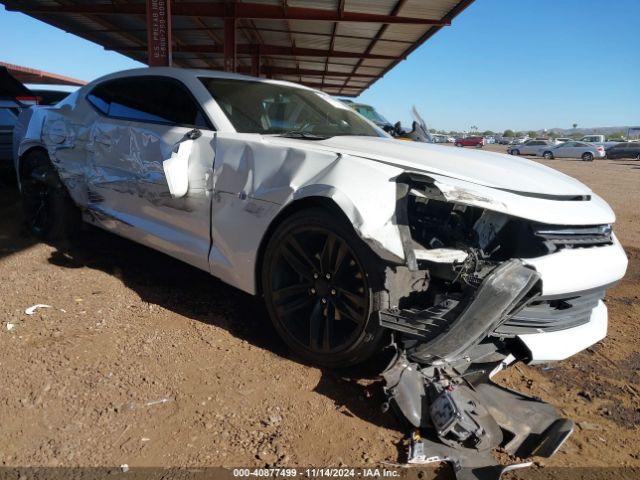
{"left": 0, "top": 148, "right": 638, "bottom": 472}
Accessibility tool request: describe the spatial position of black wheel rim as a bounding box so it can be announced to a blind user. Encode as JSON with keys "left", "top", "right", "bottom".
{"left": 269, "top": 226, "right": 369, "bottom": 355}
{"left": 22, "top": 176, "right": 51, "bottom": 235}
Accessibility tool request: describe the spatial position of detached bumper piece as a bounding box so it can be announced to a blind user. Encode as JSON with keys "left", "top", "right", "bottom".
{"left": 379, "top": 260, "right": 574, "bottom": 479}
{"left": 383, "top": 356, "right": 573, "bottom": 480}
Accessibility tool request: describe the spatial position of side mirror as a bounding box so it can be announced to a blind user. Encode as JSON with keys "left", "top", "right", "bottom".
{"left": 163, "top": 139, "right": 193, "bottom": 198}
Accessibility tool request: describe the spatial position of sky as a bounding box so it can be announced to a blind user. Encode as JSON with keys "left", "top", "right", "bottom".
{"left": 1, "top": 0, "right": 638, "bottom": 133}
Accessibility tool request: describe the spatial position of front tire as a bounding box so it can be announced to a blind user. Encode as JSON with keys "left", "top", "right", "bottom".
{"left": 511, "top": 149, "right": 520, "bottom": 156}
{"left": 261, "top": 208, "right": 387, "bottom": 368}
{"left": 455, "top": 142, "right": 462, "bottom": 147}
{"left": 20, "top": 149, "right": 81, "bottom": 240}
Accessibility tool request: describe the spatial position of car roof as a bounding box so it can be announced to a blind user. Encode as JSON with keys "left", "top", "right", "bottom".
{"left": 88, "top": 67, "right": 317, "bottom": 93}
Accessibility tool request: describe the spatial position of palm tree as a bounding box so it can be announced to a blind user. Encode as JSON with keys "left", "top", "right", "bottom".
{"left": 572, "top": 123, "right": 578, "bottom": 130}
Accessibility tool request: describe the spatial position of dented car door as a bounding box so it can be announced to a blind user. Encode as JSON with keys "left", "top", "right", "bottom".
{"left": 85, "top": 75, "right": 215, "bottom": 270}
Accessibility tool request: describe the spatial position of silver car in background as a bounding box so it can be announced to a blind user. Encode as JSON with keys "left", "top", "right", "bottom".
{"left": 507, "top": 139, "right": 551, "bottom": 156}
{"left": 540, "top": 141, "right": 606, "bottom": 161}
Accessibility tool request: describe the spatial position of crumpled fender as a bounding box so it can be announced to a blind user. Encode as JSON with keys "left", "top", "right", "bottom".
{"left": 210, "top": 133, "right": 407, "bottom": 293}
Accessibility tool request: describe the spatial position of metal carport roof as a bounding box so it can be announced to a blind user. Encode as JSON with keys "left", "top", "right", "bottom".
{"left": 1, "top": 0, "right": 474, "bottom": 96}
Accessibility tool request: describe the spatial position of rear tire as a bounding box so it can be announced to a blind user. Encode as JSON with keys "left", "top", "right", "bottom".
{"left": 20, "top": 149, "right": 81, "bottom": 240}
{"left": 261, "top": 208, "right": 387, "bottom": 368}
{"left": 582, "top": 152, "right": 594, "bottom": 162}
{"left": 543, "top": 151, "right": 554, "bottom": 160}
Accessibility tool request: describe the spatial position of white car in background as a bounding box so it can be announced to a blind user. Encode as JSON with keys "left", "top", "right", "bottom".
{"left": 553, "top": 137, "right": 573, "bottom": 144}
{"left": 540, "top": 141, "right": 606, "bottom": 161}
{"left": 12, "top": 67, "right": 627, "bottom": 474}
{"left": 507, "top": 139, "right": 552, "bottom": 156}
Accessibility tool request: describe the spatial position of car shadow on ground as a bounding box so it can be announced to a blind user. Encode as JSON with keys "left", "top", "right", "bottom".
{"left": 0, "top": 174, "right": 40, "bottom": 262}
{"left": 607, "top": 161, "right": 640, "bottom": 169}
{"left": 2, "top": 170, "right": 406, "bottom": 439}
{"left": 44, "top": 222, "right": 405, "bottom": 434}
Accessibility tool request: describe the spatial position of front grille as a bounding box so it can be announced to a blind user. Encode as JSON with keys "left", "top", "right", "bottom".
{"left": 494, "top": 288, "right": 604, "bottom": 336}
{"left": 534, "top": 224, "right": 613, "bottom": 249}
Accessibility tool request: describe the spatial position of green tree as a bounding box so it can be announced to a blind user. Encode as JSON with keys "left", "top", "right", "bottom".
{"left": 527, "top": 131, "right": 538, "bottom": 138}
{"left": 503, "top": 129, "right": 515, "bottom": 137}
{"left": 482, "top": 130, "right": 495, "bottom": 136}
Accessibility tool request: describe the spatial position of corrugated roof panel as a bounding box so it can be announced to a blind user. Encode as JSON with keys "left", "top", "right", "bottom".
{"left": 335, "top": 22, "right": 383, "bottom": 38}
{"left": 257, "top": 28, "right": 292, "bottom": 47}
{"left": 292, "top": 33, "right": 331, "bottom": 50}
{"left": 287, "top": 20, "right": 334, "bottom": 35}
{"left": 370, "top": 40, "right": 406, "bottom": 56}
{"left": 382, "top": 24, "right": 431, "bottom": 43}
{"left": 269, "top": 58, "right": 299, "bottom": 69}
{"left": 344, "top": 0, "right": 395, "bottom": 15}
{"left": 360, "top": 58, "right": 393, "bottom": 68}
{"left": 288, "top": 0, "right": 338, "bottom": 10}
{"left": 400, "top": 0, "right": 461, "bottom": 18}
{"left": 354, "top": 66, "right": 384, "bottom": 76}
{"left": 328, "top": 56, "right": 359, "bottom": 65}
{"left": 325, "top": 63, "right": 357, "bottom": 73}
{"left": 332, "top": 36, "right": 371, "bottom": 53}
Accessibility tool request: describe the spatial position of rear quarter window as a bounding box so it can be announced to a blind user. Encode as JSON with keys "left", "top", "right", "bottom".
{"left": 87, "top": 76, "right": 211, "bottom": 129}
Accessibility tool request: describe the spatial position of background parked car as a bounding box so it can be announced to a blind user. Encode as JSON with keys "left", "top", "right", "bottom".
{"left": 454, "top": 136, "right": 484, "bottom": 147}
{"left": 540, "top": 141, "right": 605, "bottom": 161}
{"left": 507, "top": 139, "right": 551, "bottom": 156}
{"left": 605, "top": 142, "right": 640, "bottom": 160}
{"left": 1, "top": 67, "right": 33, "bottom": 169}
{"left": 553, "top": 137, "right": 573, "bottom": 144}
{"left": 579, "top": 134, "right": 622, "bottom": 149}
{"left": 499, "top": 136, "right": 513, "bottom": 144}
{"left": 1, "top": 67, "right": 71, "bottom": 172}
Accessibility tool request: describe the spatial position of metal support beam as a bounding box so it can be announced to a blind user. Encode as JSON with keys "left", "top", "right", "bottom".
{"left": 237, "top": 66, "right": 376, "bottom": 78}
{"left": 6, "top": 2, "right": 448, "bottom": 25}
{"left": 146, "top": 0, "right": 172, "bottom": 66}
{"left": 251, "top": 46, "right": 261, "bottom": 77}
{"left": 223, "top": 16, "right": 236, "bottom": 72}
{"left": 109, "top": 44, "right": 397, "bottom": 60}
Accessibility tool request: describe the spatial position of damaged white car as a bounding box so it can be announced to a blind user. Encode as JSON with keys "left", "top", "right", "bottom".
{"left": 13, "top": 68, "right": 628, "bottom": 478}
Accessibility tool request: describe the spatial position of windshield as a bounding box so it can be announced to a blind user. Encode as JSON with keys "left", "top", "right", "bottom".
{"left": 353, "top": 104, "right": 390, "bottom": 125}
{"left": 200, "top": 77, "right": 382, "bottom": 138}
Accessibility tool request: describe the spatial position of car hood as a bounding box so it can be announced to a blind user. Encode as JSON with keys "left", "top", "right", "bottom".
{"left": 306, "top": 136, "right": 592, "bottom": 196}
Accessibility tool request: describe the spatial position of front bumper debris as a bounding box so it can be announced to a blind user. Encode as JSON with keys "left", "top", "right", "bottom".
{"left": 378, "top": 260, "right": 575, "bottom": 479}
{"left": 383, "top": 353, "right": 573, "bottom": 480}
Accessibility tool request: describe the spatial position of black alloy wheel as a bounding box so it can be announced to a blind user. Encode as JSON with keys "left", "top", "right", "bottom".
{"left": 20, "top": 149, "right": 80, "bottom": 240}
{"left": 262, "top": 208, "right": 385, "bottom": 367}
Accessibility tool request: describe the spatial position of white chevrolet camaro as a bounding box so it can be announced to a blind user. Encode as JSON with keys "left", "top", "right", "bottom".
{"left": 13, "top": 67, "right": 628, "bottom": 472}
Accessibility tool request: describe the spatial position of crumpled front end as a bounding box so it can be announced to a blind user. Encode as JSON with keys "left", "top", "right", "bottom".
{"left": 373, "top": 172, "right": 628, "bottom": 479}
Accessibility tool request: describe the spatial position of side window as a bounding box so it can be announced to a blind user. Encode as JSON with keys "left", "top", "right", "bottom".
{"left": 87, "top": 77, "right": 212, "bottom": 129}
